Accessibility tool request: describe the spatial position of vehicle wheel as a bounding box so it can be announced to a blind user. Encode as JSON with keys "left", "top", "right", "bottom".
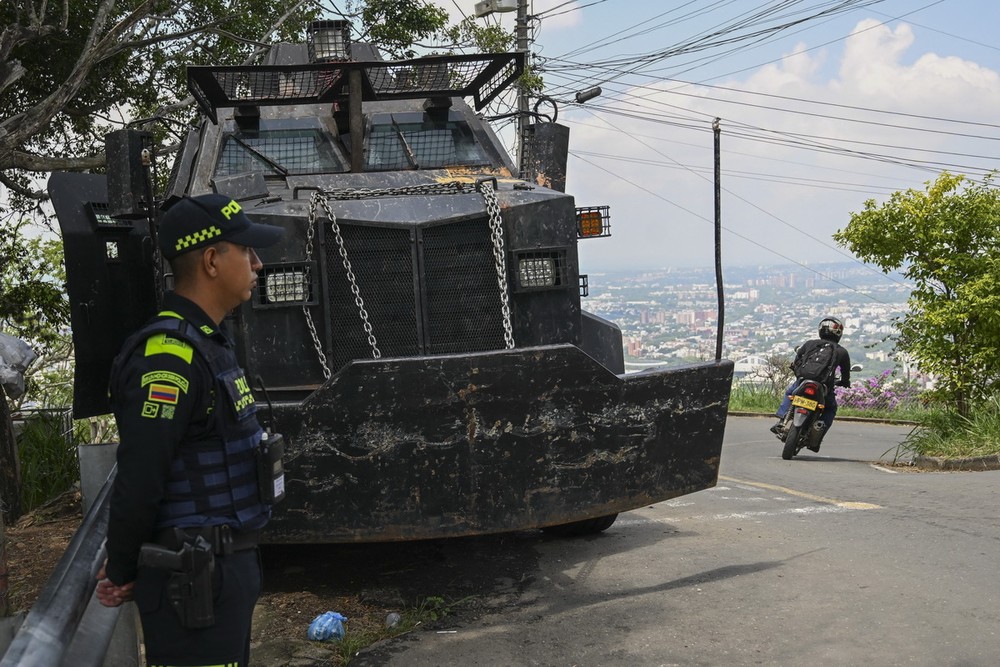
{"left": 782, "top": 424, "right": 801, "bottom": 460}
{"left": 542, "top": 513, "right": 618, "bottom": 537}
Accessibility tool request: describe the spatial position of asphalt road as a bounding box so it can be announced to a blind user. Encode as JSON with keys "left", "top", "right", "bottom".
{"left": 355, "top": 416, "right": 1000, "bottom": 667}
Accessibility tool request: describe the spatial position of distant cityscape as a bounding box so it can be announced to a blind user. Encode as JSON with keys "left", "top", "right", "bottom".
{"left": 582, "top": 262, "right": 927, "bottom": 387}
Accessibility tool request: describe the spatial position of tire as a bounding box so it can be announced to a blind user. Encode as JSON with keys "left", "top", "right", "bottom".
{"left": 542, "top": 513, "right": 619, "bottom": 537}
{"left": 782, "top": 424, "right": 801, "bottom": 460}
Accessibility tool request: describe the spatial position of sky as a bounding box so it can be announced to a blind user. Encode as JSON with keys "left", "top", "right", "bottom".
{"left": 432, "top": 0, "right": 1000, "bottom": 273}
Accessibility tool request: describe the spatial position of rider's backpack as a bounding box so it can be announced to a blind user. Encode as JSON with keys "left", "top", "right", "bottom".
{"left": 794, "top": 341, "right": 837, "bottom": 383}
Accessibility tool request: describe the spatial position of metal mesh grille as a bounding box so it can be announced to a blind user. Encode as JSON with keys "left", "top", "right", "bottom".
{"left": 88, "top": 202, "right": 131, "bottom": 227}
{"left": 255, "top": 264, "right": 317, "bottom": 308}
{"left": 325, "top": 225, "right": 419, "bottom": 368}
{"left": 323, "top": 218, "right": 506, "bottom": 366}
{"left": 422, "top": 218, "right": 506, "bottom": 354}
{"left": 215, "top": 130, "right": 346, "bottom": 177}
{"left": 212, "top": 68, "right": 345, "bottom": 102}
{"left": 366, "top": 122, "right": 489, "bottom": 171}
{"left": 188, "top": 53, "right": 522, "bottom": 121}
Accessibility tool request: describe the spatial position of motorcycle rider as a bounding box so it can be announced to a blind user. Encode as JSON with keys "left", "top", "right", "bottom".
{"left": 770, "top": 317, "right": 852, "bottom": 450}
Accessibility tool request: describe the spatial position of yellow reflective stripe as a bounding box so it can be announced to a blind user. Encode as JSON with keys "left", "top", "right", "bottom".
{"left": 158, "top": 310, "right": 184, "bottom": 319}
{"left": 143, "top": 333, "right": 194, "bottom": 364}
{"left": 175, "top": 224, "right": 222, "bottom": 251}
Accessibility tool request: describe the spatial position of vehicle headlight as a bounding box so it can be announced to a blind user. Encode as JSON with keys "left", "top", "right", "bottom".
{"left": 518, "top": 257, "right": 556, "bottom": 288}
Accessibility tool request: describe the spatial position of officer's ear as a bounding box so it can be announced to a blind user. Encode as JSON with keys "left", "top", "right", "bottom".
{"left": 201, "top": 244, "right": 226, "bottom": 278}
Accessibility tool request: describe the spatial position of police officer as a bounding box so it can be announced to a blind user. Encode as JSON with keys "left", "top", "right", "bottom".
{"left": 95, "top": 193, "right": 284, "bottom": 667}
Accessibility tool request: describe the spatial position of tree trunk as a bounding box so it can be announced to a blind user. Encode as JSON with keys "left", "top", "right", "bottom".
{"left": 0, "top": 507, "right": 8, "bottom": 617}
{"left": 0, "top": 391, "right": 22, "bottom": 525}
{"left": 0, "top": 392, "right": 15, "bottom": 618}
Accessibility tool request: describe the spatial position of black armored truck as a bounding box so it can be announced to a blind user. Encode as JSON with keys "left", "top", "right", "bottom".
{"left": 51, "top": 22, "right": 733, "bottom": 543}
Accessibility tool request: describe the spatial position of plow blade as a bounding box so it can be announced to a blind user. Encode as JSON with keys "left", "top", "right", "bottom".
{"left": 266, "top": 345, "right": 732, "bottom": 543}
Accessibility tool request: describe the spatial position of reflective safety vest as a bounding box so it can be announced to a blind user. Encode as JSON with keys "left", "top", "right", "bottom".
{"left": 111, "top": 314, "right": 270, "bottom": 531}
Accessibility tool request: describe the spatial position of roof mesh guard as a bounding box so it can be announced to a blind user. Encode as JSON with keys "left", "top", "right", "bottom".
{"left": 189, "top": 52, "right": 524, "bottom": 122}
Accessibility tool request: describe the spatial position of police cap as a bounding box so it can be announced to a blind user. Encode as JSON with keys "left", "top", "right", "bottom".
{"left": 158, "top": 193, "right": 285, "bottom": 260}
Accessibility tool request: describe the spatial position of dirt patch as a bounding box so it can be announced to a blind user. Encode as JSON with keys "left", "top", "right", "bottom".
{"left": 4, "top": 489, "right": 83, "bottom": 615}
{"left": 3, "top": 492, "right": 543, "bottom": 665}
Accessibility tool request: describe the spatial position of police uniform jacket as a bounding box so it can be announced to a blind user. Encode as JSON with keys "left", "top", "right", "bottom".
{"left": 105, "top": 292, "right": 267, "bottom": 586}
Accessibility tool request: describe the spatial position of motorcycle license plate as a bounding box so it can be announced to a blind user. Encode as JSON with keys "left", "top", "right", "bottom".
{"left": 791, "top": 395, "right": 818, "bottom": 411}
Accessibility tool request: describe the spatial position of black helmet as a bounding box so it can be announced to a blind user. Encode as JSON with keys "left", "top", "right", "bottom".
{"left": 818, "top": 317, "right": 844, "bottom": 343}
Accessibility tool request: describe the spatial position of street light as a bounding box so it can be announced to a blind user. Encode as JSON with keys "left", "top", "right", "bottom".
{"left": 474, "top": 0, "right": 518, "bottom": 18}
{"left": 575, "top": 86, "right": 602, "bottom": 104}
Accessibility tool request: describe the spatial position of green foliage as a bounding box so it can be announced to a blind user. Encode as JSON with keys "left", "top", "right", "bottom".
{"left": 14, "top": 411, "right": 79, "bottom": 512}
{"left": 0, "top": 222, "right": 69, "bottom": 355}
{"left": 351, "top": 0, "right": 449, "bottom": 59}
{"left": 322, "top": 595, "right": 473, "bottom": 665}
{"left": 900, "top": 396, "right": 1000, "bottom": 458}
{"left": 728, "top": 383, "right": 782, "bottom": 414}
{"left": 441, "top": 18, "right": 516, "bottom": 53}
{"left": 834, "top": 172, "right": 1000, "bottom": 416}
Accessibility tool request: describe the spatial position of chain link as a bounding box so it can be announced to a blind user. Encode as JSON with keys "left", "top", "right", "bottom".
{"left": 479, "top": 181, "right": 515, "bottom": 349}
{"left": 299, "top": 181, "right": 514, "bottom": 376}
{"left": 319, "top": 182, "right": 479, "bottom": 200}
{"left": 310, "top": 192, "right": 382, "bottom": 360}
{"left": 304, "top": 197, "right": 333, "bottom": 380}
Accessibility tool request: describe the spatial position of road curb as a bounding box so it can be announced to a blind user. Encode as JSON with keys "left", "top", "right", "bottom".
{"left": 913, "top": 454, "right": 1000, "bottom": 471}
{"left": 728, "top": 411, "right": 919, "bottom": 426}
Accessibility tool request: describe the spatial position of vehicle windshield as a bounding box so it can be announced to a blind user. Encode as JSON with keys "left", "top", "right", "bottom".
{"left": 214, "top": 128, "right": 347, "bottom": 177}
{"left": 366, "top": 119, "right": 491, "bottom": 171}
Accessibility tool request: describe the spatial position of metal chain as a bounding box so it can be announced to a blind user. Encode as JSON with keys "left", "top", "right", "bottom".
{"left": 319, "top": 182, "right": 478, "bottom": 200}
{"left": 310, "top": 192, "right": 382, "bottom": 360}
{"left": 479, "top": 181, "right": 515, "bottom": 349}
{"left": 304, "top": 197, "right": 333, "bottom": 380}
{"left": 299, "top": 181, "right": 513, "bottom": 373}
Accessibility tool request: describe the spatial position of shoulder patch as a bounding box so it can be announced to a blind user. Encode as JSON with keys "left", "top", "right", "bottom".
{"left": 144, "top": 333, "right": 194, "bottom": 364}
{"left": 141, "top": 371, "right": 190, "bottom": 394}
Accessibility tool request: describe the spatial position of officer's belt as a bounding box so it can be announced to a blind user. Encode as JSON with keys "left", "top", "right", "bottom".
{"left": 156, "top": 525, "right": 259, "bottom": 556}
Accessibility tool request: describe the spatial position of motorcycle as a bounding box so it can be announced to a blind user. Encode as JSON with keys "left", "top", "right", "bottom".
{"left": 774, "top": 364, "right": 863, "bottom": 460}
{"left": 774, "top": 378, "right": 828, "bottom": 460}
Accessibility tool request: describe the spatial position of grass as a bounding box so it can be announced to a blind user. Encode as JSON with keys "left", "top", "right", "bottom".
{"left": 330, "top": 595, "right": 475, "bottom": 665}
{"left": 730, "top": 382, "right": 1000, "bottom": 461}
{"left": 901, "top": 397, "right": 1000, "bottom": 459}
{"left": 15, "top": 410, "right": 80, "bottom": 513}
{"left": 728, "top": 383, "right": 939, "bottom": 424}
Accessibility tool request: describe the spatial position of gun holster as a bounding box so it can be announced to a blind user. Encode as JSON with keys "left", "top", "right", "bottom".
{"left": 139, "top": 535, "right": 216, "bottom": 629}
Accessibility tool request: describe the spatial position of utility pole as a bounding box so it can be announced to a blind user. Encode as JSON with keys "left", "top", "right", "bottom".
{"left": 516, "top": 0, "right": 529, "bottom": 177}
{"left": 713, "top": 118, "right": 725, "bottom": 362}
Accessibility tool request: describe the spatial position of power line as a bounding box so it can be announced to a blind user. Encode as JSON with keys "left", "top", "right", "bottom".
{"left": 572, "top": 151, "right": 901, "bottom": 304}
{"left": 574, "top": 109, "right": 912, "bottom": 290}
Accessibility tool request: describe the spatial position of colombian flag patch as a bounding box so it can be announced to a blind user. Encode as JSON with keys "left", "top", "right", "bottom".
{"left": 148, "top": 383, "right": 180, "bottom": 405}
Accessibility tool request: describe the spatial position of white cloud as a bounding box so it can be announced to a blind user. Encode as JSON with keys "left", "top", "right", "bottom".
{"left": 570, "top": 18, "right": 1000, "bottom": 271}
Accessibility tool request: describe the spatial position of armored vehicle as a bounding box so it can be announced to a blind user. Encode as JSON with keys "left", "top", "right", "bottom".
{"left": 50, "top": 23, "right": 733, "bottom": 543}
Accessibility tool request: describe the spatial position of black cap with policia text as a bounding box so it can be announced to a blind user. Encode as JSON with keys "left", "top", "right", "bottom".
{"left": 158, "top": 193, "right": 285, "bottom": 260}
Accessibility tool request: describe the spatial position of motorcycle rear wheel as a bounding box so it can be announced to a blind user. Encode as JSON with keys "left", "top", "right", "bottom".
{"left": 782, "top": 424, "right": 802, "bottom": 460}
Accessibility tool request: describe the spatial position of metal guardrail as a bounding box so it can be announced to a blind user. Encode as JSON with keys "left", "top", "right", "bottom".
{"left": 0, "top": 467, "right": 122, "bottom": 667}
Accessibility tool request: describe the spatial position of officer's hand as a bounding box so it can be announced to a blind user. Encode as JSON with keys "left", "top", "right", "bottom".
{"left": 95, "top": 564, "right": 135, "bottom": 607}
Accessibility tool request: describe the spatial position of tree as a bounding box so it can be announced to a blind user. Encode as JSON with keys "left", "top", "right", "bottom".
{"left": 0, "top": 0, "right": 465, "bottom": 392}
{"left": 834, "top": 172, "right": 1000, "bottom": 417}
{"left": 0, "top": 0, "right": 456, "bottom": 208}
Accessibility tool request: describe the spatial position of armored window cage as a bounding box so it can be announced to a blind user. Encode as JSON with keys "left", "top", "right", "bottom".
{"left": 215, "top": 129, "right": 348, "bottom": 178}
{"left": 513, "top": 249, "right": 570, "bottom": 292}
{"left": 188, "top": 52, "right": 524, "bottom": 123}
{"left": 575, "top": 206, "right": 611, "bottom": 238}
{"left": 254, "top": 263, "right": 319, "bottom": 308}
{"left": 87, "top": 202, "right": 132, "bottom": 228}
{"left": 579, "top": 274, "right": 589, "bottom": 298}
{"left": 366, "top": 120, "right": 491, "bottom": 171}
